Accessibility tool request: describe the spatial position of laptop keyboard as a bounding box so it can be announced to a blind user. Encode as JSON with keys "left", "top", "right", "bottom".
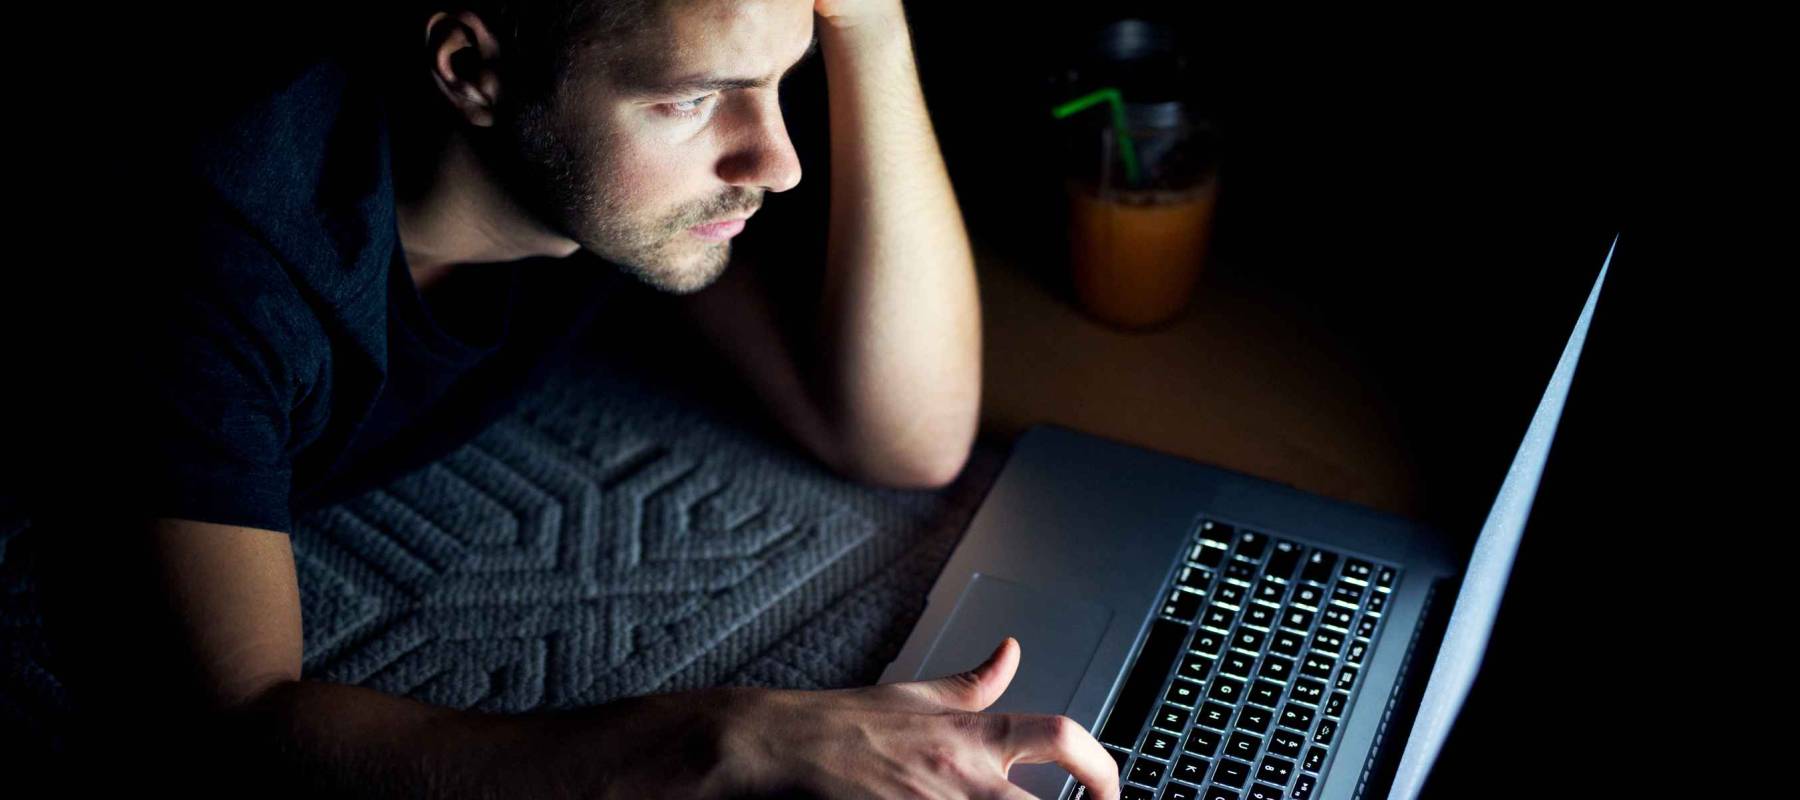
{"left": 1071, "top": 518, "right": 1399, "bottom": 800}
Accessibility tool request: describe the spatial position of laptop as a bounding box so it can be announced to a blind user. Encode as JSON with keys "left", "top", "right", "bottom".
{"left": 878, "top": 235, "right": 1618, "bottom": 799}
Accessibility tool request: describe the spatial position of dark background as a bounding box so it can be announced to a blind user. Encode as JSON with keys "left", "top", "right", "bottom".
{"left": 765, "top": 3, "right": 1674, "bottom": 793}
{"left": 895, "top": 2, "right": 1648, "bottom": 536}
{"left": 18, "top": 1, "right": 1683, "bottom": 793}
{"left": 883, "top": 6, "right": 1684, "bottom": 792}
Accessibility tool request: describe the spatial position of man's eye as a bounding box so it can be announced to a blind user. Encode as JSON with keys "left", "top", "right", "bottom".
{"left": 664, "top": 94, "right": 716, "bottom": 118}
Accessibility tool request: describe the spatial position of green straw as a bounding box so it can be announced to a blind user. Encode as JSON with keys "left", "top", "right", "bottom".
{"left": 1052, "top": 87, "right": 1141, "bottom": 188}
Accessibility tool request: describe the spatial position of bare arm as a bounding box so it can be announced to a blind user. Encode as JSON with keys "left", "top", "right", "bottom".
{"left": 673, "top": 4, "right": 980, "bottom": 490}
{"left": 63, "top": 517, "right": 1114, "bottom": 798}
{"left": 81, "top": 518, "right": 510, "bottom": 797}
{"left": 813, "top": 5, "right": 982, "bottom": 486}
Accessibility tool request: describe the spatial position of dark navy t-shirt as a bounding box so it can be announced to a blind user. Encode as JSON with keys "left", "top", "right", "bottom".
{"left": 105, "top": 54, "right": 627, "bottom": 533}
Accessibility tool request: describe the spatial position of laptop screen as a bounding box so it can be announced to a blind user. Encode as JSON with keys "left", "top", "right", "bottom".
{"left": 1383, "top": 234, "right": 1618, "bottom": 799}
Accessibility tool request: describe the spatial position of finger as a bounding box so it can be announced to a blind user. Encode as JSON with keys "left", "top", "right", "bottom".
{"left": 892, "top": 636, "right": 1021, "bottom": 712}
{"left": 993, "top": 713, "right": 1120, "bottom": 800}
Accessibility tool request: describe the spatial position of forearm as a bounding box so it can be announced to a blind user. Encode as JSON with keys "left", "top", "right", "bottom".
{"left": 197, "top": 679, "right": 539, "bottom": 799}
{"left": 816, "top": 10, "right": 982, "bottom": 485}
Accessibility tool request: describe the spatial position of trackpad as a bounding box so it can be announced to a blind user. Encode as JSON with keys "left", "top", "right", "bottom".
{"left": 916, "top": 572, "right": 1114, "bottom": 715}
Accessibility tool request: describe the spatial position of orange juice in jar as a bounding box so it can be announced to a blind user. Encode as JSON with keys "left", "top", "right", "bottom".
{"left": 1062, "top": 102, "right": 1220, "bottom": 329}
{"left": 1068, "top": 177, "right": 1219, "bottom": 329}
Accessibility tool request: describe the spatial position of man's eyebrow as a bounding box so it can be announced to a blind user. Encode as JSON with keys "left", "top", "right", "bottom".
{"left": 628, "top": 32, "right": 820, "bottom": 96}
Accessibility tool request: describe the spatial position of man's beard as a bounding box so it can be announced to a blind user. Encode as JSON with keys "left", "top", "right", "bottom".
{"left": 485, "top": 94, "right": 762, "bottom": 294}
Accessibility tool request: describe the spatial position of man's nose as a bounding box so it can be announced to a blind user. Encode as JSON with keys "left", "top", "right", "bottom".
{"left": 718, "top": 95, "right": 802, "bottom": 194}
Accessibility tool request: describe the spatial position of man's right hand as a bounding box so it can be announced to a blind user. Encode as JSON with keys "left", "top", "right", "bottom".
{"left": 526, "top": 636, "right": 1122, "bottom": 800}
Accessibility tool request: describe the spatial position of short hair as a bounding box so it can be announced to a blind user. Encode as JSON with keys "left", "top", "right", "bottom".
{"left": 388, "top": 1, "right": 675, "bottom": 105}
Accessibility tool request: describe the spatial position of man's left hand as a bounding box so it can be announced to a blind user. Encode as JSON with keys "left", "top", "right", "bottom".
{"left": 813, "top": 0, "right": 904, "bottom": 31}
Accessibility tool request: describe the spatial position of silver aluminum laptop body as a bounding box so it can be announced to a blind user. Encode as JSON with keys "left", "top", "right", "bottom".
{"left": 879, "top": 237, "right": 1616, "bottom": 798}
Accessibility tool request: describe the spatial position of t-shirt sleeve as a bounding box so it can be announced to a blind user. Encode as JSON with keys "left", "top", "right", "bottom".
{"left": 120, "top": 202, "right": 315, "bottom": 533}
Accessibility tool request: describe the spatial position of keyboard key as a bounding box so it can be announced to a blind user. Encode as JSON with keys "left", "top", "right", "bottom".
{"left": 1205, "top": 787, "right": 1242, "bottom": 800}
{"left": 1375, "top": 566, "right": 1397, "bottom": 589}
{"left": 1195, "top": 703, "right": 1234, "bottom": 732}
{"left": 1259, "top": 656, "right": 1295, "bottom": 683}
{"left": 1257, "top": 755, "right": 1296, "bottom": 786}
{"left": 1130, "top": 758, "right": 1166, "bottom": 787}
{"left": 1247, "top": 784, "right": 1285, "bottom": 800}
{"left": 1162, "top": 781, "right": 1201, "bottom": 800}
{"left": 1289, "top": 584, "right": 1323, "bottom": 609}
{"left": 1177, "top": 565, "right": 1215, "bottom": 592}
{"left": 1299, "top": 653, "right": 1335, "bottom": 681}
{"left": 1174, "top": 753, "right": 1211, "bottom": 782}
{"left": 1225, "top": 561, "right": 1259, "bottom": 583}
{"left": 1100, "top": 619, "right": 1190, "bottom": 747}
{"left": 1212, "top": 758, "right": 1252, "bottom": 788}
{"left": 1291, "top": 774, "right": 1317, "bottom": 800}
{"left": 1341, "top": 558, "right": 1374, "bottom": 582}
{"left": 1191, "top": 630, "right": 1225, "bottom": 656}
{"left": 1248, "top": 679, "right": 1284, "bottom": 708}
{"left": 1155, "top": 703, "right": 1191, "bottom": 733}
{"left": 1193, "top": 545, "right": 1226, "bottom": 568}
{"left": 1324, "top": 692, "right": 1349, "bottom": 718}
{"left": 1234, "top": 628, "right": 1269, "bottom": 654}
{"left": 1143, "top": 730, "right": 1179, "bottom": 761}
{"left": 1220, "top": 653, "right": 1256, "bottom": 678}
{"left": 1356, "top": 617, "right": 1378, "bottom": 639}
{"left": 1280, "top": 608, "right": 1315, "bottom": 632}
{"left": 1166, "top": 679, "right": 1205, "bottom": 706}
{"left": 1185, "top": 725, "right": 1223, "bottom": 757}
{"left": 1278, "top": 703, "right": 1315, "bottom": 732}
{"left": 1330, "top": 582, "right": 1364, "bottom": 606}
{"left": 1243, "top": 605, "right": 1278, "bottom": 629}
{"left": 1202, "top": 604, "right": 1239, "bottom": 631}
{"left": 1238, "top": 706, "right": 1273, "bottom": 734}
{"left": 1179, "top": 652, "right": 1214, "bottom": 683}
{"left": 1335, "top": 667, "right": 1358, "bottom": 692}
{"left": 1344, "top": 640, "right": 1367, "bottom": 666}
{"left": 1236, "top": 532, "right": 1269, "bottom": 562}
{"left": 1207, "top": 677, "right": 1245, "bottom": 705}
{"left": 1268, "top": 729, "right": 1305, "bottom": 759}
{"left": 1302, "top": 747, "right": 1326, "bottom": 774}
{"left": 1270, "top": 631, "right": 1305, "bottom": 658}
{"left": 1266, "top": 541, "right": 1303, "bottom": 580}
{"left": 1254, "top": 579, "right": 1287, "bottom": 605}
{"left": 1321, "top": 607, "right": 1355, "bottom": 629}
{"left": 1313, "top": 719, "right": 1337, "bottom": 746}
{"left": 1225, "top": 731, "right": 1262, "bottom": 761}
{"left": 1365, "top": 592, "right": 1388, "bottom": 616}
{"left": 1290, "top": 678, "right": 1327, "bottom": 706}
{"left": 1300, "top": 551, "right": 1338, "bottom": 584}
{"left": 1311, "top": 630, "right": 1346, "bottom": 655}
{"left": 1214, "top": 582, "right": 1248, "bottom": 607}
{"left": 1124, "top": 784, "right": 1156, "bottom": 800}
{"left": 1198, "top": 520, "right": 1235, "bottom": 547}
{"left": 1163, "top": 589, "right": 1204, "bottom": 622}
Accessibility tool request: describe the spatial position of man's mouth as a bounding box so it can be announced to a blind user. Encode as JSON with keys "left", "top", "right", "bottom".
{"left": 688, "top": 212, "right": 753, "bottom": 242}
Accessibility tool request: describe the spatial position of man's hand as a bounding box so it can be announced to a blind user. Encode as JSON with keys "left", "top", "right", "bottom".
{"left": 538, "top": 637, "right": 1121, "bottom": 799}
{"left": 812, "top": 0, "right": 905, "bottom": 31}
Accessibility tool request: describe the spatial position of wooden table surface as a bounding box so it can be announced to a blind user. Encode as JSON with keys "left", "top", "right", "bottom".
{"left": 973, "top": 240, "right": 1423, "bottom": 521}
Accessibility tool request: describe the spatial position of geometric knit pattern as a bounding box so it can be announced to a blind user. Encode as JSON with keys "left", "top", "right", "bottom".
{"left": 0, "top": 339, "right": 1008, "bottom": 754}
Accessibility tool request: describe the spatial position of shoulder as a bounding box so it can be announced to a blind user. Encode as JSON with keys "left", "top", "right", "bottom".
{"left": 165, "top": 49, "right": 397, "bottom": 373}
{"left": 138, "top": 184, "right": 333, "bottom": 401}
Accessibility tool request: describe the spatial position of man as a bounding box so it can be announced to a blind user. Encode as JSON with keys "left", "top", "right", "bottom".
{"left": 30, "top": 1, "right": 1120, "bottom": 797}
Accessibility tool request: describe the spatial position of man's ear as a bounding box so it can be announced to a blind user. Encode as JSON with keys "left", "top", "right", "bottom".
{"left": 423, "top": 10, "right": 506, "bottom": 128}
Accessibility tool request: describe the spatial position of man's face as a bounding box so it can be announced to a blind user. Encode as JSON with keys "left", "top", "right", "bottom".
{"left": 499, "top": 0, "right": 815, "bottom": 294}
